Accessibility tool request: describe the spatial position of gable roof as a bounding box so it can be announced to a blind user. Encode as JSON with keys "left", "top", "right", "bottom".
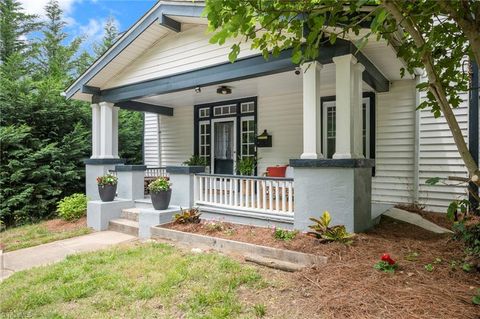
{"left": 65, "top": 0, "right": 206, "bottom": 101}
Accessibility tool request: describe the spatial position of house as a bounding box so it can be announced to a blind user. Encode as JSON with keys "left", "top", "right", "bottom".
{"left": 65, "top": 1, "right": 479, "bottom": 237}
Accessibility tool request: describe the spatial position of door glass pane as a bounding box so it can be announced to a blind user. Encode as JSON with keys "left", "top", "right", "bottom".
{"left": 214, "top": 121, "right": 234, "bottom": 160}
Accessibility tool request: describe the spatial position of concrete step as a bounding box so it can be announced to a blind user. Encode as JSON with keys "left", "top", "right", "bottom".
{"left": 108, "top": 218, "right": 139, "bottom": 237}
{"left": 121, "top": 208, "right": 140, "bottom": 221}
{"left": 134, "top": 198, "right": 153, "bottom": 209}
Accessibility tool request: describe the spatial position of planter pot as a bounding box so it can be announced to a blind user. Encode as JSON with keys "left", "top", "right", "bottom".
{"left": 98, "top": 184, "right": 117, "bottom": 202}
{"left": 151, "top": 189, "right": 172, "bottom": 210}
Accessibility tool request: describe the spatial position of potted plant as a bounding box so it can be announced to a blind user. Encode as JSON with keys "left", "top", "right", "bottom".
{"left": 183, "top": 154, "right": 207, "bottom": 166}
{"left": 96, "top": 174, "right": 118, "bottom": 202}
{"left": 236, "top": 156, "right": 257, "bottom": 176}
{"left": 148, "top": 176, "right": 172, "bottom": 210}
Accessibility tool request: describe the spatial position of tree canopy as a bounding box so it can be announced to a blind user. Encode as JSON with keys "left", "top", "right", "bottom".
{"left": 205, "top": 0, "right": 480, "bottom": 180}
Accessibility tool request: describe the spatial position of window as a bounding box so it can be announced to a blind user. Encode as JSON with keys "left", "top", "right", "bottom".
{"left": 213, "top": 104, "right": 236, "bottom": 116}
{"left": 199, "top": 121, "right": 211, "bottom": 164}
{"left": 240, "top": 102, "right": 255, "bottom": 114}
{"left": 198, "top": 108, "right": 210, "bottom": 118}
{"left": 322, "top": 97, "right": 372, "bottom": 159}
{"left": 241, "top": 117, "right": 256, "bottom": 159}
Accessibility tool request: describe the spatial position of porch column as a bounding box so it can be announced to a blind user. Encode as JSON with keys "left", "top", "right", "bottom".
{"left": 99, "top": 101, "right": 117, "bottom": 159}
{"left": 91, "top": 103, "right": 101, "bottom": 159}
{"left": 301, "top": 61, "right": 323, "bottom": 159}
{"left": 332, "top": 54, "right": 364, "bottom": 159}
{"left": 352, "top": 63, "right": 365, "bottom": 158}
{"left": 112, "top": 106, "right": 119, "bottom": 159}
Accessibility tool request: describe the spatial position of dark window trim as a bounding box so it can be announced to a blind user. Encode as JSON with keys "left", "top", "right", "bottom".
{"left": 320, "top": 92, "right": 376, "bottom": 174}
{"left": 194, "top": 96, "right": 258, "bottom": 174}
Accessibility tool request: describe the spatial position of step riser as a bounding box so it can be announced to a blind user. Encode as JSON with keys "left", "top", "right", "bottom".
{"left": 120, "top": 211, "right": 139, "bottom": 222}
{"left": 108, "top": 222, "right": 139, "bottom": 237}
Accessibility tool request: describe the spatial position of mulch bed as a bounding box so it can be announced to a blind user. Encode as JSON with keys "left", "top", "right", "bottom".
{"left": 43, "top": 217, "right": 87, "bottom": 232}
{"left": 165, "top": 217, "right": 480, "bottom": 318}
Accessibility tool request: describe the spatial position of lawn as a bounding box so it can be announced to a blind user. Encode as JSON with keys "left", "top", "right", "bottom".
{"left": 0, "top": 217, "right": 92, "bottom": 252}
{"left": 0, "top": 242, "right": 265, "bottom": 319}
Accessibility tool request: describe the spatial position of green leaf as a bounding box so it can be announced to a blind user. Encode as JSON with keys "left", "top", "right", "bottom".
{"left": 425, "top": 177, "right": 440, "bottom": 185}
{"left": 446, "top": 202, "right": 457, "bottom": 221}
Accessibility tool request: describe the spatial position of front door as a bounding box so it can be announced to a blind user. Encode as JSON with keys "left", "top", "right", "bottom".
{"left": 212, "top": 118, "right": 236, "bottom": 174}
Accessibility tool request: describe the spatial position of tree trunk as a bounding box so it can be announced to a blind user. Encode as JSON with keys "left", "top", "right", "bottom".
{"left": 381, "top": 0, "right": 480, "bottom": 184}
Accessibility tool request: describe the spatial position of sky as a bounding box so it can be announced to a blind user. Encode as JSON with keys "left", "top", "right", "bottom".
{"left": 18, "top": 0, "right": 157, "bottom": 52}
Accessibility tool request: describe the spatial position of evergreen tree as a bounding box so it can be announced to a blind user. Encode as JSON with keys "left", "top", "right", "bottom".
{"left": 93, "top": 17, "right": 118, "bottom": 57}
{"left": 0, "top": 0, "right": 40, "bottom": 63}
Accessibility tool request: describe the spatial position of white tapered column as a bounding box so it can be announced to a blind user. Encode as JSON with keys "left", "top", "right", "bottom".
{"left": 112, "top": 106, "right": 119, "bottom": 159}
{"left": 332, "top": 54, "right": 363, "bottom": 159}
{"left": 352, "top": 63, "right": 365, "bottom": 158}
{"left": 100, "top": 101, "right": 114, "bottom": 159}
{"left": 300, "top": 61, "right": 323, "bottom": 159}
{"left": 91, "top": 103, "right": 101, "bottom": 159}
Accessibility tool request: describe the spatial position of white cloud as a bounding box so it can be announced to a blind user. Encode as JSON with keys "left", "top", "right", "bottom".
{"left": 78, "top": 17, "right": 121, "bottom": 51}
{"left": 18, "top": 0, "right": 81, "bottom": 24}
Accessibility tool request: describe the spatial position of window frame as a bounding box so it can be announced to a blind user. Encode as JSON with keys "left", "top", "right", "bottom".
{"left": 320, "top": 92, "right": 376, "bottom": 160}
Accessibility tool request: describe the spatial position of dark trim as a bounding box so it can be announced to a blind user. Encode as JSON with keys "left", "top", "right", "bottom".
{"left": 83, "top": 158, "right": 126, "bottom": 165}
{"left": 82, "top": 85, "right": 101, "bottom": 95}
{"left": 193, "top": 97, "right": 258, "bottom": 174}
{"left": 289, "top": 158, "right": 375, "bottom": 168}
{"left": 320, "top": 92, "right": 376, "bottom": 160}
{"left": 160, "top": 14, "right": 181, "bottom": 32}
{"left": 115, "top": 165, "right": 147, "bottom": 171}
{"left": 469, "top": 60, "right": 479, "bottom": 208}
{"left": 65, "top": 4, "right": 205, "bottom": 99}
{"left": 196, "top": 173, "right": 293, "bottom": 182}
{"left": 114, "top": 101, "right": 174, "bottom": 116}
{"left": 74, "top": 39, "right": 388, "bottom": 103}
{"left": 166, "top": 166, "right": 206, "bottom": 174}
{"left": 141, "top": 112, "right": 145, "bottom": 165}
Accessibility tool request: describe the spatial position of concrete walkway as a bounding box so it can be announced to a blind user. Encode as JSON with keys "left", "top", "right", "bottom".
{"left": 0, "top": 231, "right": 136, "bottom": 281}
{"left": 383, "top": 207, "right": 453, "bottom": 234}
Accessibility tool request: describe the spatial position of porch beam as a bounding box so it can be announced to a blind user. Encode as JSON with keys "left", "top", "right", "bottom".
{"left": 114, "top": 101, "right": 174, "bottom": 116}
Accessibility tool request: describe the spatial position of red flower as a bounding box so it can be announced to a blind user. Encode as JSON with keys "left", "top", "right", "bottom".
{"left": 381, "top": 253, "right": 396, "bottom": 265}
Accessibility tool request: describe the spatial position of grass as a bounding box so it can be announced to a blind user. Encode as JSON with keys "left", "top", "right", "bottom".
{"left": 0, "top": 219, "right": 92, "bottom": 252}
{"left": 0, "top": 242, "right": 265, "bottom": 318}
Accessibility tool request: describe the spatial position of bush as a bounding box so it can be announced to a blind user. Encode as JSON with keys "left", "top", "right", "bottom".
{"left": 307, "top": 211, "right": 354, "bottom": 243}
{"left": 148, "top": 177, "right": 171, "bottom": 193}
{"left": 183, "top": 154, "right": 207, "bottom": 166}
{"left": 56, "top": 193, "right": 88, "bottom": 221}
{"left": 273, "top": 228, "right": 298, "bottom": 241}
{"left": 173, "top": 207, "right": 201, "bottom": 224}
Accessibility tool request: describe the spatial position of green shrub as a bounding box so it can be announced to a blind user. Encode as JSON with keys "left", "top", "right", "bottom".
{"left": 183, "top": 154, "right": 207, "bottom": 166}
{"left": 148, "top": 177, "right": 171, "bottom": 193}
{"left": 307, "top": 211, "right": 354, "bottom": 243}
{"left": 56, "top": 193, "right": 88, "bottom": 221}
{"left": 173, "top": 208, "right": 201, "bottom": 224}
{"left": 273, "top": 228, "right": 298, "bottom": 241}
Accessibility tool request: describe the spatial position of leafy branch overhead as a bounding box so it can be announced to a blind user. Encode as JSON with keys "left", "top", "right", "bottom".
{"left": 205, "top": 0, "right": 480, "bottom": 180}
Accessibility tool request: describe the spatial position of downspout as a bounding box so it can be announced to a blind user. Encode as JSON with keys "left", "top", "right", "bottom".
{"left": 142, "top": 112, "right": 145, "bottom": 165}
{"left": 469, "top": 60, "right": 479, "bottom": 209}
{"left": 413, "top": 74, "right": 421, "bottom": 205}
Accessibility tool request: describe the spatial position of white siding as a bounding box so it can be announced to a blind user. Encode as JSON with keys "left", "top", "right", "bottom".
{"left": 143, "top": 112, "right": 160, "bottom": 166}
{"left": 158, "top": 106, "right": 194, "bottom": 166}
{"left": 105, "top": 25, "right": 260, "bottom": 89}
{"left": 373, "top": 80, "right": 416, "bottom": 204}
{"left": 417, "top": 80, "right": 469, "bottom": 211}
{"left": 257, "top": 92, "right": 303, "bottom": 174}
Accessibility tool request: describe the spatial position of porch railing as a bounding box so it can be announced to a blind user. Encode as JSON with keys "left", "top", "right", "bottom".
{"left": 194, "top": 173, "right": 294, "bottom": 215}
{"left": 145, "top": 167, "right": 168, "bottom": 179}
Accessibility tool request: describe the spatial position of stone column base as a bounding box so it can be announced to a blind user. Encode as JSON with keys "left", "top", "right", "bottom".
{"left": 84, "top": 158, "right": 125, "bottom": 201}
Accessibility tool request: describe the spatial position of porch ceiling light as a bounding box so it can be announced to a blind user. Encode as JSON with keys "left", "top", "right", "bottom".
{"left": 194, "top": 86, "right": 201, "bottom": 93}
{"left": 216, "top": 86, "right": 232, "bottom": 95}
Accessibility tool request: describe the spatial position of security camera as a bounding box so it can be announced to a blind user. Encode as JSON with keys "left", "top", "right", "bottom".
{"left": 294, "top": 67, "right": 301, "bottom": 75}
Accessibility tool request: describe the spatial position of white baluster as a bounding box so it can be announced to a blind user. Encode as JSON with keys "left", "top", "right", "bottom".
{"left": 268, "top": 181, "right": 273, "bottom": 211}
{"left": 262, "top": 181, "right": 267, "bottom": 211}
{"left": 239, "top": 179, "right": 244, "bottom": 207}
{"left": 281, "top": 181, "right": 286, "bottom": 212}
{"left": 256, "top": 180, "right": 261, "bottom": 209}
{"left": 274, "top": 181, "right": 280, "bottom": 212}
{"left": 229, "top": 178, "right": 233, "bottom": 206}
{"left": 288, "top": 181, "right": 293, "bottom": 213}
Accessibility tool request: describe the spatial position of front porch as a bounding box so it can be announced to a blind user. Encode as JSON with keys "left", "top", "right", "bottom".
{"left": 84, "top": 50, "right": 383, "bottom": 235}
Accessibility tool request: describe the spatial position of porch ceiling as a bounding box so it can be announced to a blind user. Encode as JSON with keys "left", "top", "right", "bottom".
{"left": 135, "top": 66, "right": 373, "bottom": 109}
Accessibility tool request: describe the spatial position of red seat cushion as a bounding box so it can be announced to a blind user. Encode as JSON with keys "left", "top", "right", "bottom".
{"left": 266, "top": 166, "right": 288, "bottom": 177}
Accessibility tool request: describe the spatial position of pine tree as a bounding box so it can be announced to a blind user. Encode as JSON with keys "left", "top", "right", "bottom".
{"left": 93, "top": 17, "right": 119, "bottom": 57}
{"left": 0, "top": 0, "right": 40, "bottom": 63}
